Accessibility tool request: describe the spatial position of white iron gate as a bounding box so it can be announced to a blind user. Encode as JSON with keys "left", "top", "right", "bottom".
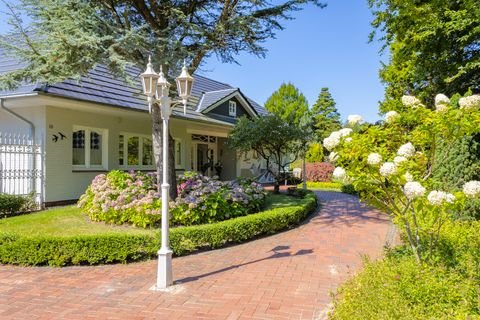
{"left": 0, "top": 132, "right": 44, "bottom": 206}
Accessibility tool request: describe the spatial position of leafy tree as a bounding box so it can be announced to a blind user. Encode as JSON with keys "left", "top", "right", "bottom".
{"left": 264, "top": 82, "right": 309, "bottom": 125}
{"left": 305, "top": 143, "right": 323, "bottom": 163}
{"left": 311, "top": 87, "right": 341, "bottom": 140}
{"left": 369, "top": 0, "right": 480, "bottom": 109}
{"left": 227, "top": 115, "right": 303, "bottom": 193}
{"left": 0, "top": 0, "right": 324, "bottom": 198}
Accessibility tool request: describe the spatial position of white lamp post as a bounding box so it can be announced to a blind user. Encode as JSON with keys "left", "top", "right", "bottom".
{"left": 140, "top": 57, "right": 194, "bottom": 289}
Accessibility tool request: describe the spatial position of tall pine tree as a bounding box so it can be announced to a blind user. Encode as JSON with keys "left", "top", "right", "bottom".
{"left": 311, "top": 87, "right": 341, "bottom": 141}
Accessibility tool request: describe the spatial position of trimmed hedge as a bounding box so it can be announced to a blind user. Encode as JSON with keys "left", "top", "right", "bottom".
{"left": 0, "top": 191, "right": 317, "bottom": 266}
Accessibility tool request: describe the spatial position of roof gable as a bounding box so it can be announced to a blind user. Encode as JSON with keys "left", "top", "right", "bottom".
{"left": 197, "top": 89, "right": 260, "bottom": 119}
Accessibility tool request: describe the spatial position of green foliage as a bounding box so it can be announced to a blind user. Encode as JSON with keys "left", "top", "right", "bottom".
{"left": 0, "top": 193, "right": 28, "bottom": 217}
{"left": 0, "top": 191, "right": 317, "bottom": 266}
{"left": 0, "top": 233, "right": 159, "bottom": 266}
{"left": 297, "top": 181, "right": 342, "bottom": 191}
{"left": 305, "top": 142, "right": 324, "bottom": 163}
{"left": 0, "top": 0, "right": 325, "bottom": 88}
{"left": 331, "top": 94, "right": 480, "bottom": 263}
{"left": 331, "top": 253, "right": 480, "bottom": 319}
{"left": 332, "top": 218, "right": 480, "bottom": 319}
{"left": 369, "top": 0, "right": 480, "bottom": 108}
{"left": 264, "top": 83, "right": 309, "bottom": 125}
{"left": 432, "top": 134, "right": 480, "bottom": 219}
{"left": 311, "top": 87, "right": 342, "bottom": 141}
{"left": 170, "top": 191, "right": 317, "bottom": 255}
{"left": 228, "top": 114, "right": 304, "bottom": 192}
{"left": 340, "top": 184, "right": 357, "bottom": 195}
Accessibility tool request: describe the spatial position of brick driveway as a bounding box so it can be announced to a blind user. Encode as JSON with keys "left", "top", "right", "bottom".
{"left": 0, "top": 192, "right": 392, "bottom": 320}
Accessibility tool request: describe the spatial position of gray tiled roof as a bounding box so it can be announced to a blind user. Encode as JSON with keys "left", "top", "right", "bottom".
{"left": 0, "top": 49, "right": 267, "bottom": 119}
{"left": 196, "top": 88, "right": 238, "bottom": 112}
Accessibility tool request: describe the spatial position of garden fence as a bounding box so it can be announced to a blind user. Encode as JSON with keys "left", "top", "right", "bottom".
{"left": 0, "top": 132, "right": 44, "bottom": 206}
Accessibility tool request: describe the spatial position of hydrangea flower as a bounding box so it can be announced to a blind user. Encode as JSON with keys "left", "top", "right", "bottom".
{"left": 384, "top": 111, "right": 399, "bottom": 124}
{"left": 435, "top": 94, "right": 450, "bottom": 107}
{"left": 328, "top": 151, "right": 338, "bottom": 163}
{"left": 459, "top": 95, "right": 480, "bottom": 110}
{"left": 394, "top": 156, "right": 407, "bottom": 165}
{"left": 379, "top": 162, "right": 397, "bottom": 177}
{"left": 404, "top": 172, "right": 414, "bottom": 182}
{"left": 338, "top": 128, "right": 353, "bottom": 137}
{"left": 404, "top": 181, "right": 426, "bottom": 200}
{"left": 397, "top": 142, "right": 416, "bottom": 158}
{"left": 347, "top": 114, "right": 363, "bottom": 126}
{"left": 463, "top": 181, "right": 480, "bottom": 198}
{"left": 333, "top": 167, "right": 346, "bottom": 180}
{"left": 367, "top": 153, "right": 382, "bottom": 165}
{"left": 427, "top": 190, "right": 455, "bottom": 206}
{"left": 323, "top": 131, "right": 341, "bottom": 151}
{"left": 401, "top": 95, "right": 423, "bottom": 108}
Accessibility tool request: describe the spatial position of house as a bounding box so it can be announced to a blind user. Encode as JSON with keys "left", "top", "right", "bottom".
{"left": 0, "top": 57, "right": 268, "bottom": 206}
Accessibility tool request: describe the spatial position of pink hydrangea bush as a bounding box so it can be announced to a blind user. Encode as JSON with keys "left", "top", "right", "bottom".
{"left": 171, "top": 172, "right": 267, "bottom": 226}
{"left": 78, "top": 170, "right": 162, "bottom": 228}
{"left": 79, "top": 171, "right": 267, "bottom": 228}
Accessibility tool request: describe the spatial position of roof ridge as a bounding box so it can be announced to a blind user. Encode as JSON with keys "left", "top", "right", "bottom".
{"left": 203, "top": 88, "right": 238, "bottom": 94}
{"left": 193, "top": 74, "right": 234, "bottom": 88}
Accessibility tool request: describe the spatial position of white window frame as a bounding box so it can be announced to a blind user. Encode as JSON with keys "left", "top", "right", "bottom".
{"left": 119, "top": 132, "right": 155, "bottom": 170}
{"left": 229, "top": 101, "right": 237, "bottom": 117}
{"left": 174, "top": 138, "right": 184, "bottom": 169}
{"left": 72, "top": 125, "right": 108, "bottom": 170}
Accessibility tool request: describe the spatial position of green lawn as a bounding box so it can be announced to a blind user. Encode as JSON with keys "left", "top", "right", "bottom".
{"left": 0, "top": 206, "right": 155, "bottom": 237}
{"left": 0, "top": 193, "right": 306, "bottom": 237}
{"left": 297, "top": 181, "right": 342, "bottom": 191}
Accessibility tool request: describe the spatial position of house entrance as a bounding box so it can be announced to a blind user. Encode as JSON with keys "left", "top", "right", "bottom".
{"left": 191, "top": 134, "right": 217, "bottom": 177}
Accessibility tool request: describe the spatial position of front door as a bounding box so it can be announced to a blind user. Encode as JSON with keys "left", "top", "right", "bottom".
{"left": 192, "top": 141, "right": 217, "bottom": 177}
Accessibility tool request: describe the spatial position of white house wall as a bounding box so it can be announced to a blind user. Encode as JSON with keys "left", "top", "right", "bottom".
{"left": 44, "top": 105, "right": 234, "bottom": 202}
{"left": 0, "top": 104, "right": 46, "bottom": 143}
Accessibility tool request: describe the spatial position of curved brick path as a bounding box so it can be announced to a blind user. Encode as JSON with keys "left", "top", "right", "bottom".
{"left": 0, "top": 192, "right": 391, "bottom": 320}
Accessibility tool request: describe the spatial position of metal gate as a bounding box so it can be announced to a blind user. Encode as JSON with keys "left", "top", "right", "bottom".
{"left": 0, "top": 132, "right": 44, "bottom": 206}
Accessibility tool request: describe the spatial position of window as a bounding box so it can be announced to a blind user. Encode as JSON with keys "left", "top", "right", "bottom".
{"left": 119, "top": 133, "right": 154, "bottom": 169}
{"left": 174, "top": 138, "right": 183, "bottom": 168}
{"left": 229, "top": 101, "right": 237, "bottom": 117}
{"left": 72, "top": 126, "right": 108, "bottom": 169}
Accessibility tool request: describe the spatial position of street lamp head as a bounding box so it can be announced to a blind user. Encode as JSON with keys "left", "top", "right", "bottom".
{"left": 176, "top": 60, "right": 194, "bottom": 105}
{"left": 140, "top": 56, "right": 159, "bottom": 98}
{"left": 156, "top": 66, "right": 171, "bottom": 99}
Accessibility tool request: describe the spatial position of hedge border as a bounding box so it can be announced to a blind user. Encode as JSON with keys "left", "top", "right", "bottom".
{"left": 0, "top": 191, "right": 317, "bottom": 266}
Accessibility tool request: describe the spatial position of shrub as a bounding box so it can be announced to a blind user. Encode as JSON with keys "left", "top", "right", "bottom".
{"left": 340, "top": 184, "right": 357, "bottom": 195}
{"left": 78, "top": 170, "right": 162, "bottom": 228}
{"left": 0, "top": 191, "right": 317, "bottom": 266}
{"left": 0, "top": 193, "right": 29, "bottom": 217}
{"left": 305, "top": 162, "right": 334, "bottom": 182}
{"left": 331, "top": 254, "right": 480, "bottom": 319}
{"left": 305, "top": 142, "right": 324, "bottom": 163}
{"left": 171, "top": 173, "right": 267, "bottom": 226}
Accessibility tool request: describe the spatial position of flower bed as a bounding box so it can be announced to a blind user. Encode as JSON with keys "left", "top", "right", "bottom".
{"left": 78, "top": 171, "right": 267, "bottom": 228}
{"left": 0, "top": 191, "right": 317, "bottom": 266}
{"left": 171, "top": 172, "right": 267, "bottom": 225}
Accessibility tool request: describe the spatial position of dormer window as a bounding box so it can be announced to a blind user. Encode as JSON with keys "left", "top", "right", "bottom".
{"left": 229, "top": 101, "right": 237, "bottom": 117}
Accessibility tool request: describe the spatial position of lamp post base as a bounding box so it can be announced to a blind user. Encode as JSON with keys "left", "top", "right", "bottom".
{"left": 156, "top": 249, "right": 173, "bottom": 289}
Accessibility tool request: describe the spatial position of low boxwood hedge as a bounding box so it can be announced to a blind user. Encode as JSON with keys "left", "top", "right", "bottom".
{"left": 0, "top": 191, "right": 317, "bottom": 266}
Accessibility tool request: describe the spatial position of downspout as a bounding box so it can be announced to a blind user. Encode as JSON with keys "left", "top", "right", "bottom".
{"left": 0, "top": 98, "right": 39, "bottom": 205}
{"left": 0, "top": 98, "right": 36, "bottom": 140}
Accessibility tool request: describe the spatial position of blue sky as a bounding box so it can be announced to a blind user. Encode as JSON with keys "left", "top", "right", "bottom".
{"left": 201, "top": 2, "right": 387, "bottom": 122}
{"left": 0, "top": 1, "right": 386, "bottom": 122}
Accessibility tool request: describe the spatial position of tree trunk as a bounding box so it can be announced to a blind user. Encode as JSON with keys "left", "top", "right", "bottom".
{"left": 151, "top": 104, "right": 177, "bottom": 200}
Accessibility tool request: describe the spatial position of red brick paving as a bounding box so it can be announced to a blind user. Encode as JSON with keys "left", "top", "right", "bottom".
{"left": 0, "top": 192, "right": 391, "bottom": 319}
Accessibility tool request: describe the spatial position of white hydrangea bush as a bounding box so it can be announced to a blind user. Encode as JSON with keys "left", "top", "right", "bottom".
{"left": 324, "top": 93, "right": 480, "bottom": 263}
